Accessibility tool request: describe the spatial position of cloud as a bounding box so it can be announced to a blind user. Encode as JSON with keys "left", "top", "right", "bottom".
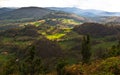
{"left": 79, "top": 0, "right": 120, "bottom": 12}
{"left": 0, "top": 0, "right": 80, "bottom": 7}
{"left": 0, "top": 0, "right": 120, "bottom": 12}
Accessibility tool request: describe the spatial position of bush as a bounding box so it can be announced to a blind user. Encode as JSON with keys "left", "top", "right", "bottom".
{"left": 92, "top": 57, "right": 120, "bottom": 75}
{"left": 64, "top": 64, "right": 84, "bottom": 75}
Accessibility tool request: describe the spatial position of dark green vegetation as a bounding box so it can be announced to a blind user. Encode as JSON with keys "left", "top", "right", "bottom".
{"left": 0, "top": 7, "right": 120, "bottom": 75}
{"left": 73, "top": 23, "right": 119, "bottom": 37}
{"left": 81, "top": 35, "right": 91, "bottom": 64}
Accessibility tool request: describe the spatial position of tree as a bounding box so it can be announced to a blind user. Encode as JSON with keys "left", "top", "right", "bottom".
{"left": 81, "top": 35, "right": 91, "bottom": 64}
{"left": 19, "top": 46, "right": 42, "bottom": 75}
{"left": 56, "top": 60, "right": 68, "bottom": 75}
{"left": 108, "top": 40, "right": 120, "bottom": 57}
{"left": 2, "top": 57, "right": 18, "bottom": 75}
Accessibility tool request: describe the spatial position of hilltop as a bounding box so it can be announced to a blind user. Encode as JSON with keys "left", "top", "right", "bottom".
{"left": 0, "top": 7, "right": 15, "bottom": 14}
{"left": 0, "top": 7, "right": 52, "bottom": 20}
{"left": 73, "top": 23, "right": 119, "bottom": 37}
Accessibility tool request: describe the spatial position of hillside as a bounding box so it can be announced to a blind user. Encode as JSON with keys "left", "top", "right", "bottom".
{"left": 43, "top": 12, "right": 91, "bottom": 22}
{"left": 48, "top": 7, "right": 120, "bottom": 23}
{"left": 1, "top": 7, "right": 120, "bottom": 23}
{"left": 73, "top": 23, "right": 118, "bottom": 37}
{"left": 102, "top": 16, "right": 120, "bottom": 23}
{"left": 1, "top": 6, "right": 120, "bottom": 75}
{"left": 91, "top": 16, "right": 120, "bottom": 23}
{"left": 0, "top": 7, "right": 90, "bottom": 27}
{"left": 0, "top": 8, "right": 15, "bottom": 14}
{"left": 0, "top": 25, "right": 63, "bottom": 58}
{"left": 0, "top": 7, "right": 87, "bottom": 21}
{"left": 0, "top": 19, "right": 120, "bottom": 75}
{"left": 0, "top": 7, "right": 52, "bottom": 20}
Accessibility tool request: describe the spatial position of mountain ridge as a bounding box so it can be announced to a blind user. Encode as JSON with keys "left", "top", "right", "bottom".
{"left": 0, "top": 7, "right": 52, "bottom": 20}
{"left": 47, "top": 7, "right": 120, "bottom": 17}
{"left": 0, "top": 7, "right": 90, "bottom": 22}
{"left": 1, "top": 7, "right": 120, "bottom": 23}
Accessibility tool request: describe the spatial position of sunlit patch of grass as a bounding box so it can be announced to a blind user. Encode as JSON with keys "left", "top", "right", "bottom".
{"left": 28, "top": 19, "right": 45, "bottom": 27}
{"left": 33, "top": 22, "right": 42, "bottom": 27}
{"left": 46, "top": 33, "right": 65, "bottom": 40}
{"left": 61, "top": 19, "right": 81, "bottom": 25}
{"left": 41, "top": 32, "right": 47, "bottom": 35}
{"left": 62, "top": 28, "right": 72, "bottom": 33}
{"left": 43, "top": 27, "right": 72, "bottom": 40}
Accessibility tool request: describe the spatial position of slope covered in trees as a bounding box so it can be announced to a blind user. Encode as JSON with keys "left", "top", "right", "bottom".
{"left": 73, "top": 23, "right": 119, "bottom": 37}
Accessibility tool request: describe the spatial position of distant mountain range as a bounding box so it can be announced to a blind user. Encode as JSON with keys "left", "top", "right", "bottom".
{"left": 0, "top": 7, "right": 120, "bottom": 23}
{"left": 0, "top": 7, "right": 15, "bottom": 14}
{"left": 0, "top": 7, "right": 52, "bottom": 20}
{"left": 0, "top": 7, "right": 90, "bottom": 22}
{"left": 1, "top": 7, "right": 120, "bottom": 17}
{"left": 47, "top": 7, "right": 120, "bottom": 17}
{"left": 48, "top": 7, "right": 120, "bottom": 23}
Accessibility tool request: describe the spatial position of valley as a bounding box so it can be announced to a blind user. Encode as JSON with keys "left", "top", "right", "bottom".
{"left": 0, "top": 7, "right": 120, "bottom": 75}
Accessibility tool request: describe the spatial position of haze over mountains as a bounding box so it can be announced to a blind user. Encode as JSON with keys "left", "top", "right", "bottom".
{"left": 0, "top": 7, "right": 52, "bottom": 20}
{"left": 0, "top": 7, "right": 120, "bottom": 23}
{"left": 48, "top": 7, "right": 120, "bottom": 17}
{"left": 0, "top": 7, "right": 15, "bottom": 14}
{"left": 0, "top": 7, "right": 91, "bottom": 22}
{"left": 1, "top": 7, "right": 120, "bottom": 17}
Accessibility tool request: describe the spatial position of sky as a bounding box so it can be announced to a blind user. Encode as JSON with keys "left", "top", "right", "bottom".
{"left": 0, "top": 0, "right": 120, "bottom": 12}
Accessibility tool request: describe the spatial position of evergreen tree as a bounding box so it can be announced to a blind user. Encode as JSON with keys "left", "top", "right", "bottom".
{"left": 108, "top": 40, "right": 120, "bottom": 57}
{"left": 81, "top": 35, "right": 91, "bottom": 64}
{"left": 19, "top": 46, "right": 42, "bottom": 75}
{"left": 56, "top": 60, "right": 68, "bottom": 75}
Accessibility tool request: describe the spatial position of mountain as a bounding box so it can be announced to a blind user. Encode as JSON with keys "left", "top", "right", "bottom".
{"left": 0, "top": 7, "right": 15, "bottom": 14}
{"left": 48, "top": 7, "right": 96, "bottom": 17}
{"left": 47, "top": 7, "right": 120, "bottom": 17}
{"left": 48, "top": 7, "right": 120, "bottom": 23}
{"left": 0, "top": 7, "right": 91, "bottom": 23}
{"left": 0, "top": 7, "right": 52, "bottom": 20}
{"left": 2, "top": 7, "right": 120, "bottom": 23}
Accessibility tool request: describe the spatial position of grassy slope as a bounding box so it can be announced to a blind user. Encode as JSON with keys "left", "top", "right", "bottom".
{"left": 0, "top": 18, "right": 82, "bottom": 67}
{"left": 0, "top": 18, "right": 119, "bottom": 74}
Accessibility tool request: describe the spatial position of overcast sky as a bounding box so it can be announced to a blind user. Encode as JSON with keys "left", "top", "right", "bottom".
{"left": 0, "top": 0, "right": 120, "bottom": 12}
